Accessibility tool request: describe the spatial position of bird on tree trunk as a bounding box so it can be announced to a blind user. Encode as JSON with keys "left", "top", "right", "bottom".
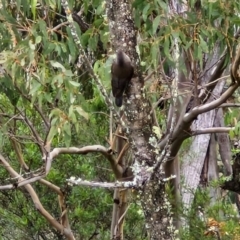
{"left": 111, "top": 50, "right": 134, "bottom": 107}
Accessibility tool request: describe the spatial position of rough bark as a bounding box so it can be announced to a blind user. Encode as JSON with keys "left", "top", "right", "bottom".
{"left": 214, "top": 108, "right": 232, "bottom": 176}
{"left": 181, "top": 80, "right": 225, "bottom": 209}
{"left": 106, "top": 0, "right": 175, "bottom": 238}
{"left": 207, "top": 134, "right": 220, "bottom": 205}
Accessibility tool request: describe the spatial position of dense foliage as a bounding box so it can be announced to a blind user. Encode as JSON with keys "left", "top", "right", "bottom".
{"left": 0, "top": 0, "right": 240, "bottom": 239}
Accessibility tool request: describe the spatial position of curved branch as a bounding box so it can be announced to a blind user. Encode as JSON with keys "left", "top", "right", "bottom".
{"left": 39, "top": 179, "right": 62, "bottom": 195}
{"left": 0, "top": 154, "right": 75, "bottom": 240}
{"left": 199, "top": 29, "right": 240, "bottom": 102}
{"left": 184, "top": 83, "right": 238, "bottom": 123}
{"left": 231, "top": 45, "right": 240, "bottom": 83}
{"left": 0, "top": 145, "right": 123, "bottom": 189}
{"left": 49, "top": 145, "right": 123, "bottom": 178}
{"left": 16, "top": 107, "right": 45, "bottom": 154}
{"left": 72, "top": 12, "right": 89, "bottom": 33}
{"left": 15, "top": 85, "right": 50, "bottom": 129}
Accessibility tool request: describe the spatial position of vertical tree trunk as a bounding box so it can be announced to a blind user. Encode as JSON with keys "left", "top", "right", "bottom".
{"left": 181, "top": 80, "right": 225, "bottom": 211}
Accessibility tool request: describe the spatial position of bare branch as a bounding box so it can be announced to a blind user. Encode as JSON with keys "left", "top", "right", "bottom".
{"left": 10, "top": 138, "right": 29, "bottom": 171}
{"left": 16, "top": 107, "right": 45, "bottom": 154}
{"left": 0, "top": 145, "right": 124, "bottom": 189}
{"left": 184, "top": 83, "right": 239, "bottom": 123}
{"left": 15, "top": 85, "right": 50, "bottom": 129}
{"left": 0, "top": 154, "right": 75, "bottom": 240}
{"left": 0, "top": 113, "right": 23, "bottom": 120}
{"left": 49, "top": 145, "right": 123, "bottom": 176}
{"left": 199, "top": 29, "right": 240, "bottom": 102}
{"left": 50, "top": 21, "right": 68, "bottom": 32}
{"left": 219, "top": 103, "right": 240, "bottom": 108}
{"left": 231, "top": 45, "right": 240, "bottom": 83}
{"left": 39, "top": 179, "right": 62, "bottom": 195}
{"left": 192, "top": 127, "right": 233, "bottom": 136}
{"left": 67, "top": 177, "right": 136, "bottom": 189}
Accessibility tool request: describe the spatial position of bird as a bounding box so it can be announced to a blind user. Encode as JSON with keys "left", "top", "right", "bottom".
{"left": 111, "top": 50, "right": 134, "bottom": 107}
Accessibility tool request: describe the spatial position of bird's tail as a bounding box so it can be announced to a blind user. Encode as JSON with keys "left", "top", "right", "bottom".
{"left": 115, "top": 97, "right": 122, "bottom": 107}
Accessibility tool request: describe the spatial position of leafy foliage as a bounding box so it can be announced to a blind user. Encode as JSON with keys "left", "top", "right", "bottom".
{"left": 0, "top": 0, "right": 240, "bottom": 239}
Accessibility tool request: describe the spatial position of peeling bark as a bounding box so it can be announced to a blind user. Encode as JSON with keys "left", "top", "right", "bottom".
{"left": 214, "top": 109, "right": 232, "bottom": 176}
{"left": 181, "top": 80, "right": 225, "bottom": 209}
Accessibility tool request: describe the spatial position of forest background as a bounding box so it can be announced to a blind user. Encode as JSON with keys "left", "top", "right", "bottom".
{"left": 0, "top": 0, "right": 240, "bottom": 239}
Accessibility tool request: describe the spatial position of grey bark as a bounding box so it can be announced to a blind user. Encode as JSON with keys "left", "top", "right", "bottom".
{"left": 214, "top": 108, "right": 232, "bottom": 176}
{"left": 181, "top": 80, "right": 225, "bottom": 209}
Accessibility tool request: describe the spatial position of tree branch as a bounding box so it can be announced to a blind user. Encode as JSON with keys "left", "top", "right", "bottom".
{"left": 16, "top": 107, "right": 45, "bottom": 154}
{"left": 0, "top": 154, "right": 75, "bottom": 240}
{"left": 49, "top": 145, "right": 123, "bottom": 178}
{"left": 67, "top": 177, "right": 136, "bottom": 189}
{"left": 192, "top": 127, "right": 233, "bottom": 136}
{"left": 184, "top": 83, "right": 238, "bottom": 123}
{"left": 0, "top": 145, "right": 124, "bottom": 189}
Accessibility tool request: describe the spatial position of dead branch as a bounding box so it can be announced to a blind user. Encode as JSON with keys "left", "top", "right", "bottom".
{"left": 184, "top": 83, "right": 239, "bottom": 123}
{"left": 16, "top": 107, "right": 45, "bottom": 154}
{"left": 191, "top": 127, "right": 233, "bottom": 136}
{"left": 0, "top": 145, "right": 124, "bottom": 189}
{"left": 14, "top": 85, "right": 50, "bottom": 129}
{"left": 10, "top": 137, "right": 29, "bottom": 171}
{"left": 0, "top": 154, "right": 75, "bottom": 240}
{"left": 231, "top": 45, "right": 240, "bottom": 83}
{"left": 49, "top": 145, "right": 123, "bottom": 177}
{"left": 67, "top": 177, "right": 136, "bottom": 189}
{"left": 219, "top": 103, "right": 240, "bottom": 108}
{"left": 39, "top": 179, "right": 62, "bottom": 195}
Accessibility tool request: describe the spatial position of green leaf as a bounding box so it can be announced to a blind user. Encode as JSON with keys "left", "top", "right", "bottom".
{"left": 69, "top": 80, "right": 80, "bottom": 87}
{"left": 75, "top": 106, "right": 89, "bottom": 120}
{"left": 151, "top": 44, "right": 159, "bottom": 69}
{"left": 152, "top": 15, "right": 161, "bottom": 35}
{"left": 93, "top": 60, "right": 100, "bottom": 73}
{"left": 96, "top": 3, "right": 105, "bottom": 15}
{"left": 44, "top": 43, "right": 55, "bottom": 55}
{"left": 158, "top": 0, "right": 167, "bottom": 11}
{"left": 38, "top": 19, "right": 48, "bottom": 39}
{"left": 184, "top": 39, "right": 193, "bottom": 50}
{"left": 63, "top": 122, "right": 71, "bottom": 147}
{"left": 35, "top": 36, "right": 42, "bottom": 44}
{"left": 81, "top": 32, "right": 91, "bottom": 46}
{"left": 64, "top": 70, "right": 74, "bottom": 77}
{"left": 63, "top": 122, "right": 71, "bottom": 136}
{"left": 46, "top": 125, "right": 57, "bottom": 143}
{"left": 88, "top": 35, "right": 98, "bottom": 51}
{"left": 69, "top": 105, "right": 74, "bottom": 117}
{"left": 142, "top": 3, "right": 150, "bottom": 21}
{"left": 199, "top": 35, "right": 208, "bottom": 53}
{"left": 29, "top": 80, "right": 42, "bottom": 95}
{"left": 28, "top": 40, "right": 36, "bottom": 50}
{"left": 163, "top": 37, "right": 173, "bottom": 61}
{"left": 50, "top": 108, "right": 62, "bottom": 119}
{"left": 93, "top": 19, "right": 103, "bottom": 28}
{"left": 50, "top": 61, "right": 66, "bottom": 72}
{"left": 31, "top": 0, "right": 37, "bottom": 20}
{"left": 0, "top": 51, "right": 8, "bottom": 64}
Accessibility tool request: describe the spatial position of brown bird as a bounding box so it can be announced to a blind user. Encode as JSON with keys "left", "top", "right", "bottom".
{"left": 111, "top": 50, "right": 134, "bottom": 107}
